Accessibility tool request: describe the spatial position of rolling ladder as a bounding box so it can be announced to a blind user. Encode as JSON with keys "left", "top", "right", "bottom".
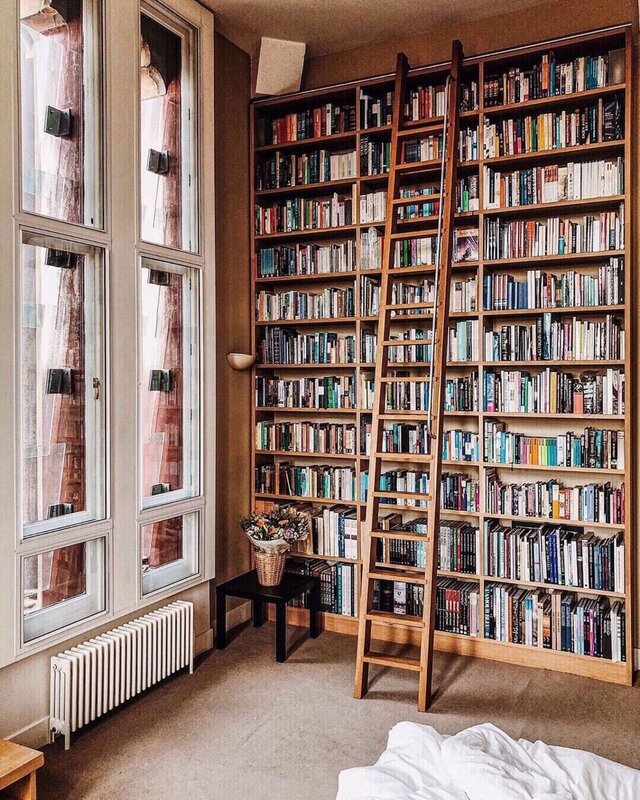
{"left": 354, "top": 41, "right": 464, "bottom": 712}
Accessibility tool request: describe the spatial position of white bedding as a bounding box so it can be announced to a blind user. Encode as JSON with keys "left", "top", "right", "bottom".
{"left": 337, "top": 722, "right": 640, "bottom": 800}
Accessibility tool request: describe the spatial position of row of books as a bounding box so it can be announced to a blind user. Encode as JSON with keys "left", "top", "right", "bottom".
{"left": 405, "top": 78, "right": 479, "bottom": 120}
{"left": 360, "top": 136, "right": 390, "bottom": 176}
{"left": 482, "top": 158, "right": 624, "bottom": 209}
{"left": 484, "top": 314, "right": 624, "bottom": 362}
{"left": 287, "top": 559, "right": 358, "bottom": 617}
{"left": 256, "top": 286, "right": 355, "bottom": 322}
{"left": 292, "top": 504, "right": 359, "bottom": 559}
{"left": 482, "top": 258, "right": 624, "bottom": 310}
{"left": 360, "top": 89, "right": 392, "bottom": 129}
{"left": 483, "top": 51, "right": 615, "bottom": 107}
{"left": 484, "top": 584, "right": 625, "bottom": 661}
{"left": 366, "top": 470, "right": 481, "bottom": 513}
{"left": 255, "top": 421, "right": 357, "bottom": 455}
{"left": 360, "top": 276, "right": 380, "bottom": 316}
{"left": 255, "top": 149, "right": 357, "bottom": 190}
{"left": 393, "top": 230, "right": 479, "bottom": 267}
{"left": 483, "top": 208, "right": 624, "bottom": 260}
{"left": 257, "top": 242, "right": 356, "bottom": 278}
{"left": 482, "top": 97, "right": 624, "bottom": 159}
{"left": 259, "top": 329, "right": 356, "bottom": 365}
{"left": 484, "top": 469, "right": 625, "bottom": 524}
{"left": 361, "top": 227, "right": 382, "bottom": 269}
{"left": 483, "top": 368, "right": 624, "bottom": 416}
{"left": 255, "top": 462, "right": 357, "bottom": 501}
{"left": 377, "top": 514, "right": 479, "bottom": 574}
{"left": 381, "top": 422, "right": 431, "bottom": 456}
{"left": 442, "top": 430, "right": 480, "bottom": 463}
{"left": 362, "top": 374, "right": 479, "bottom": 414}
{"left": 261, "top": 103, "right": 356, "bottom": 146}
{"left": 483, "top": 422, "right": 625, "bottom": 470}
{"left": 255, "top": 192, "right": 355, "bottom": 235}
{"left": 484, "top": 521, "right": 625, "bottom": 593}
{"left": 360, "top": 191, "right": 386, "bottom": 224}
{"left": 390, "top": 276, "right": 476, "bottom": 313}
{"left": 373, "top": 578, "right": 480, "bottom": 636}
{"left": 255, "top": 375, "right": 357, "bottom": 409}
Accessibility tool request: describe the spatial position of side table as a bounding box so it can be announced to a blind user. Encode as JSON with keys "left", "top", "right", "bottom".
{"left": 216, "top": 569, "right": 321, "bottom": 662}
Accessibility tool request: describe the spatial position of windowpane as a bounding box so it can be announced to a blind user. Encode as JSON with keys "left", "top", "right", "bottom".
{"left": 21, "top": 233, "right": 105, "bottom": 536}
{"left": 23, "top": 537, "right": 106, "bottom": 643}
{"left": 141, "top": 512, "right": 199, "bottom": 594}
{"left": 140, "top": 7, "right": 197, "bottom": 251}
{"left": 140, "top": 262, "right": 199, "bottom": 507}
{"left": 19, "top": 0, "right": 103, "bottom": 226}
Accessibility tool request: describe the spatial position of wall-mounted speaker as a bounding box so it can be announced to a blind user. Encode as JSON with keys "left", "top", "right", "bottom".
{"left": 255, "top": 37, "right": 306, "bottom": 96}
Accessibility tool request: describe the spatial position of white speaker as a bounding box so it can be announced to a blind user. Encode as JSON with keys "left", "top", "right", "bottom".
{"left": 255, "top": 37, "right": 306, "bottom": 96}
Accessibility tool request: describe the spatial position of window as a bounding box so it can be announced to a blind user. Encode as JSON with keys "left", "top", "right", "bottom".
{"left": 140, "top": 4, "right": 197, "bottom": 251}
{"left": 22, "top": 536, "right": 106, "bottom": 643}
{"left": 1, "top": 0, "right": 214, "bottom": 668}
{"left": 139, "top": 261, "right": 200, "bottom": 508}
{"left": 20, "top": 232, "right": 106, "bottom": 538}
{"left": 19, "top": 0, "right": 103, "bottom": 227}
{"left": 141, "top": 511, "right": 199, "bottom": 595}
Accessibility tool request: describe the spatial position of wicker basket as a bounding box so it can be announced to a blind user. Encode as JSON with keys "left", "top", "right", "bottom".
{"left": 254, "top": 549, "right": 287, "bottom": 586}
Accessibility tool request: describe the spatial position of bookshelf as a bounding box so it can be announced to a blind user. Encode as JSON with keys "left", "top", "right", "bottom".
{"left": 250, "top": 26, "right": 634, "bottom": 685}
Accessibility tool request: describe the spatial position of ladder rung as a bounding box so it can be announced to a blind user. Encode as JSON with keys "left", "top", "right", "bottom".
{"left": 362, "top": 652, "right": 422, "bottom": 671}
{"left": 392, "top": 194, "right": 441, "bottom": 207}
{"left": 379, "top": 412, "right": 432, "bottom": 419}
{"left": 370, "top": 529, "right": 429, "bottom": 542}
{"left": 380, "top": 376, "right": 431, "bottom": 383}
{"left": 365, "top": 611, "right": 425, "bottom": 628}
{"left": 382, "top": 340, "right": 432, "bottom": 347}
{"left": 398, "top": 119, "right": 444, "bottom": 137}
{"left": 396, "top": 159, "right": 441, "bottom": 174}
{"left": 387, "top": 303, "right": 435, "bottom": 312}
{"left": 374, "top": 452, "right": 432, "bottom": 463}
{"left": 368, "top": 568, "right": 427, "bottom": 584}
{"left": 390, "top": 232, "right": 437, "bottom": 241}
{"left": 372, "top": 490, "right": 431, "bottom": 502}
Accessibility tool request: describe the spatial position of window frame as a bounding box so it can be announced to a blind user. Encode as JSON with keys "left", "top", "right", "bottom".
{"left": 140, "top": 508, "right": 201, "bottom": 597}
{"left": 139, "top": 0, "right": 199, "bottom": 254}
{"left": 18, "top": 229, "right": 108, "bottom": 540}
{"left": 138, "top": 256, "right": 202, "bottom": 511}
{"left": 0, "top": 0, "right": 216, "bottom": 669}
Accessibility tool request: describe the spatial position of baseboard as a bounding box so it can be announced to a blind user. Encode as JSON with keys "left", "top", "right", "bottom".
{"left": 634, "top": 648, "right": 640, "bottom": 672}
{"left": 195, "top": 627, "right": 214, "bottom": 655}
{"left": 8, "top": 716, "right": 50, "bottom": 749}
{"left": 225, "top": 600, "right": 252, "bottom": 631}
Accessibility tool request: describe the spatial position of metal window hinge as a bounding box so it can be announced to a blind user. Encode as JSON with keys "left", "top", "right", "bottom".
{"left": 93, "top": 377, "right": 101, "bottom": 400}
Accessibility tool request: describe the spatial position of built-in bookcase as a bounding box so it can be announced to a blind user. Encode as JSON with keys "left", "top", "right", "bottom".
{"left": 250, "top": 26, "right": 634, "bottom": 685}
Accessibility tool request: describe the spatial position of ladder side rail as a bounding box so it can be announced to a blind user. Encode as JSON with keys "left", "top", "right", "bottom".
{"left": 355, "top": 52, "right": 409, "bottom": 700}
{"left": 417, "top": 39, "right": 465, "bottom": 712}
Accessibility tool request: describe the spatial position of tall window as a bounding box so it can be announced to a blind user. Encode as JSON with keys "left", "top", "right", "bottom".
{"left": 139, "top": 260, "right": 200, "bottom": 509}
{"left": 140, "top": 5, "right": 197, "bottom": 251}
{"left": 20, "top": 232, "right": 106, "bottom": 538}
{"left": 19, "top": 0, "right": 103, "bottom": 227}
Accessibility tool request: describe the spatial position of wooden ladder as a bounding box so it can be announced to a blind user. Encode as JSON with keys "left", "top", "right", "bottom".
{"left": 354, "top": 41, "right": 464, "bottom": 712}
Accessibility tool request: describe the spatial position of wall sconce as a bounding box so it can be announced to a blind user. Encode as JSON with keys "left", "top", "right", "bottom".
{"left": 226, "top": 352, "right": 255, "bottom": 371}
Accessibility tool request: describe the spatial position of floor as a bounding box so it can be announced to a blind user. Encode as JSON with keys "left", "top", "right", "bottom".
{"left": 39, "top": 620, "right": 640, "bottom": 800}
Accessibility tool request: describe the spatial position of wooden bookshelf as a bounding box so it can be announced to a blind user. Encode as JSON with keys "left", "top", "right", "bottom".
{"left": 251, "top": 26, "right": 634, "bottom": 686}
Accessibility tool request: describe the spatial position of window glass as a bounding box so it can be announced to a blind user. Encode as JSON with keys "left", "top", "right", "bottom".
{"left": 23, "top": 537, "right": 106, "bottom": 643}
{"left": 140, "top": 7, "right": 197, "bottom": 251}
{"left": 140, "top": 261, "right": 199, "bottom": 507}
{"left": 19, "top": 0, "right": 103, "bottom": 226}
{"left": 21, "top": 232, "right": 105, "bottom": 536}
{"left": 141, "top": 512, "right": 199, "bottom": 594}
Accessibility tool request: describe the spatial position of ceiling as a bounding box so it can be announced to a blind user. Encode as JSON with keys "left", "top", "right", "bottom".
{"left": 202, "top": 0, "right": 556, "bottom": 57}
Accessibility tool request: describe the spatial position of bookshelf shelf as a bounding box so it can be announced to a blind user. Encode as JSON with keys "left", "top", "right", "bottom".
{"left": 251, "top": 26, "right": 633, "bottom": 683}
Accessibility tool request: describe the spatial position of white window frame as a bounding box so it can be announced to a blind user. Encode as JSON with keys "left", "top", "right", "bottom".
{"left": 138, "top": 257, "right": 201, "bottom": 511}
{"left": 139, "top": 0, "right": 199, "bottom": 254}
{"left": 0, "top": 0, "right": 215, "bottom": 669}
{"left": 21, "top": 533, "right": 107, "bottom": 645}
{"left": 18, "top": 230, "right": 107, "bottom": 540}
{"left": 18, "top": 0, "right": 105, "bottom": 230}
{"left": 140, "top": 508, "right": 200, "bottom": 596}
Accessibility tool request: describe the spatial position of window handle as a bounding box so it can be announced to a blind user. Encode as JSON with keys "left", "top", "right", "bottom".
{"left": 93, "top": 377, "right": 101, "bottom": 400}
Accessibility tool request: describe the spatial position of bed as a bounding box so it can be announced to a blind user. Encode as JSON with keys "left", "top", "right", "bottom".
{"left": 337, "top": 722, "right": 640, "bottom": 800}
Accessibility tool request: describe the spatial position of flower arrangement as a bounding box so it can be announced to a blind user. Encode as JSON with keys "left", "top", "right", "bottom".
{"left": 240, "top": 507, "right": 310, "bottom": 553}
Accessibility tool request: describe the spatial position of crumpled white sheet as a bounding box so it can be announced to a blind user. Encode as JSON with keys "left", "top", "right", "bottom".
{"left": 336, "top": 722, "right": 640, "bottom": 800}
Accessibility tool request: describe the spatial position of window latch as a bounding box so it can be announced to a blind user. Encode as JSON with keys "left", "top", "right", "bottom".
{"left": 93, "top": 377, "right": 101, "bottom": 400}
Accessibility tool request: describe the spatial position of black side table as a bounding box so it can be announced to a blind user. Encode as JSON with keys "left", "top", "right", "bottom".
{"left": 215, "top": 569, "right": 321, "bottom": 662}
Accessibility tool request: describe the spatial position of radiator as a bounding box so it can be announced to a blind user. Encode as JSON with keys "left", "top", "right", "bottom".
{"left": 49, "top": 600, "right": 194, "bottom": 749}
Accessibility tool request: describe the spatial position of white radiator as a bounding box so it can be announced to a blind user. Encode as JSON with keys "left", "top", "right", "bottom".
{"left": 49, "top": 600, "right": 194, "bottom": 749}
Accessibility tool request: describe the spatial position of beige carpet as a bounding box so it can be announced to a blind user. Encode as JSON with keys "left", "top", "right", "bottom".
{"left": 38, "top": 621, "right": 640, "bottom": 799}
